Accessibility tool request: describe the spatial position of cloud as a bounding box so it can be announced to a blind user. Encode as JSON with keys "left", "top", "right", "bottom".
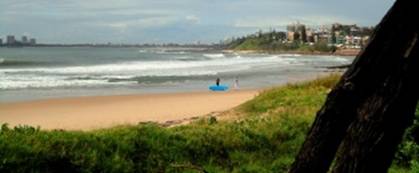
{"left": 104, "top": 16, "right": 177, "bottom": 29}
{"left": 0, "top": 0, "right": 394, "bottom": 43}
{"left": 185, "top": 15, "right": 200, "bottom": 24}
{"left": 234, "top": 15, "right": 358, "bottom": 29}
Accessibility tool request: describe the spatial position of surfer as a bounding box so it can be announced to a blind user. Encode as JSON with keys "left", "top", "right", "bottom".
{"left": 216, "top": 78, "right": 220, "bottom": 86}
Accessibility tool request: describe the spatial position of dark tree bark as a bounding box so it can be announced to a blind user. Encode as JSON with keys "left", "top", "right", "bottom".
{"left": 289, "top": 0, "right": 419, "bottom": 173}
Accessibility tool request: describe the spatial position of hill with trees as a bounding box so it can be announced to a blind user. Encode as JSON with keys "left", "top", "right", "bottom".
{"left": 226, "top": 30, "right": 337, "bottom": 54}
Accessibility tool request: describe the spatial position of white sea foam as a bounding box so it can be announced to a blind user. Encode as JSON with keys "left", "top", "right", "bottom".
{"left": 0, "top": 55, "right": 296, "bottom": 89}
{"left": 0, "top": 56, "right": 293, "bottom": 75}
{"left": 203, "top": 53, "right": 225, "bottom": 59}
{"left": 172, "top": 56, "right": 196, "bottom": 61}
{"left": 0, "top": 57, "right": 280, "bottom": 89}
{"left": 0, "top": 74, "right": 96, "bottom": 89}
{"left": 0, "top": 54, "right": 350, "bottom": 90}
{"left": 333, "top": 57, "right": 350, "bottom": 62}
{"left": 145, "top": 49, "right": 187, "bottom": 55}
{"left": 175, "top": 51, "right": 187, "bottom": 54}
{"left": 279, "top": 54, "right": 302, "bottom": 57}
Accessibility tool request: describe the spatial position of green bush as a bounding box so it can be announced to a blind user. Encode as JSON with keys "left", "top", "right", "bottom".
{"left": 394, "top": 107, "right": 419, "bottom": 170}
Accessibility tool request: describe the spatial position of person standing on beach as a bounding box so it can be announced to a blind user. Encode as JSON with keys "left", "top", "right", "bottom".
{"left": 216, "top": 78, "right": 220, "bottom": 86}
{"left": 233, "top": 77, "right": 239, "bottom": 90}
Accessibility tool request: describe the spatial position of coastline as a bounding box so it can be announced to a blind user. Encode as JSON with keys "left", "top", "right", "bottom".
{"left": 0, "top": 73, "right": 338, "bottom": 131}
{"left": 0, "top": 46, "right": 353, "bottom": 131}
{"left": 223, "top": 48, "right": 360, "bottom": 57}
{"left": 0, "top": 89, "right": 260, "bottom": 131}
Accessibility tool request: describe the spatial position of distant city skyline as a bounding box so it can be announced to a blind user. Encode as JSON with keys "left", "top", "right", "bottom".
{"left": 0, "top": 35, "right": 36, "bottom": 46}
{"left": 0, "top": 0, "right": 395, "bottom": 44}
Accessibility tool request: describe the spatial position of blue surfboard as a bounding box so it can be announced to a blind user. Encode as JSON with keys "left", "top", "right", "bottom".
{"left": 209, "top": 85, "right": 229, "bottom": 91}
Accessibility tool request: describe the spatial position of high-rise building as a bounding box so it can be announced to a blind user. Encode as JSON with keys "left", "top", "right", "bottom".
{"left": 286, "top": 23, "right": 307, "bottom": 42}
{"left": 22, "top": 36, "right": 29, "bottom": 44}
{"left": 7, "top": 35, "right": 16, "bottom": 45}
{"left": 0, "top": 38, "right": 3, "bottom": 45}
{"left": 29, "top": 38, "right": 36, "bottom": 45}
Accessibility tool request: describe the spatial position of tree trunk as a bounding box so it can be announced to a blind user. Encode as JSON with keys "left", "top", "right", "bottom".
{"left": 289, "top": 0, "right": 419, "bottom": 173}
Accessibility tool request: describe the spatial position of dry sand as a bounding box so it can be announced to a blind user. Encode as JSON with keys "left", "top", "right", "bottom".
{"left": 0, "top": 90, "right": 259, "bottom": 131}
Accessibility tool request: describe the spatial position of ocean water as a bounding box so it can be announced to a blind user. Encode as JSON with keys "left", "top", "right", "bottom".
{"left": 0, "top": 47, "right": 353, "bottom": 102}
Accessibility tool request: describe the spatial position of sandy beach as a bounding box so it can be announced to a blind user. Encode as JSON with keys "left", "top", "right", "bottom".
{"left": 0, "top": 90, "right": 259, "bottom": 130}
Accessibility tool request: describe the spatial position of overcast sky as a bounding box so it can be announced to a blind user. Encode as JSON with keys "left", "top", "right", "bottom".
{"left": 0, "top": 0, "right": 395, "bottom": 44}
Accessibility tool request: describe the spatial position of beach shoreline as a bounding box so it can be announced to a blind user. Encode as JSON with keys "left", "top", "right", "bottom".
{"left": 222, "top": 48, "right": 360, "bottom": 57}
{"left": 0, "top": 72, "right": 343, "bottom": 131}
{"left": 0, "top": 89, "right": 260, "bottom": 131}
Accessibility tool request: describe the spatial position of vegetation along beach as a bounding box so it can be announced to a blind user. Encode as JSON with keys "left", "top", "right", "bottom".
{"left": 1, "top": 75, "right": 418, "bottom": 172}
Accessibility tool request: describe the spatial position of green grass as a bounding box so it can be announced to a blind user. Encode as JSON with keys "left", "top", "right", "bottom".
{"left": 1, "top": 74, "right": 418, "bottom": 173}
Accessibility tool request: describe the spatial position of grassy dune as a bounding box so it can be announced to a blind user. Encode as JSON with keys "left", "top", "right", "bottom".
{"left": 1, "top": 74, "right": 418, "bottom": 173}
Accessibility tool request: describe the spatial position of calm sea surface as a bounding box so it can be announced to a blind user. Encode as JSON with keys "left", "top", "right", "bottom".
{"left": 0, "top": 47, "right": 353, "bottom": 102}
